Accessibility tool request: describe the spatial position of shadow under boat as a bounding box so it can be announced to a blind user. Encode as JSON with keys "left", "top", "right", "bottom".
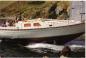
{"left": 1, "top": 32, "right": 84, "bottom": 46}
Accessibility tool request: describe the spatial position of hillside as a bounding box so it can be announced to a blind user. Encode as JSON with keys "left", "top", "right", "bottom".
{"left": 0, "top": 1, "right": 70, "bottom": 19}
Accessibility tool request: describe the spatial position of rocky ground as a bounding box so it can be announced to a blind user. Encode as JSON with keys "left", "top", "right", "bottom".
{"left": 0, "top": 34, "right": 85, "bottom": 58}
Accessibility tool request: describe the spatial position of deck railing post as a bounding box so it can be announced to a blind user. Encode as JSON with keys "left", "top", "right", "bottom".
{"left": 80, "top": 1, "right": 85, "bottom": 23}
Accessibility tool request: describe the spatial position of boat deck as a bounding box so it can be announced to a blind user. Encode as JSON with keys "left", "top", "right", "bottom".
{"left": 0, "top": 20, "right": 82, "bottom": 30}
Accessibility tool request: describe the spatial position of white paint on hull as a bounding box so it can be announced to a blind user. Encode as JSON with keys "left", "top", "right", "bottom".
{"left": 0, "top": 23, "right": 84, "bottom": 39}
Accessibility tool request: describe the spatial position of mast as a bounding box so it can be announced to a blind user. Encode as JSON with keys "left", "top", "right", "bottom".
{"left": 70, "top": 1, "right": 85, "bottom": 22}
{"left": 80, "top": 1, "right": 85, "bottom": 22}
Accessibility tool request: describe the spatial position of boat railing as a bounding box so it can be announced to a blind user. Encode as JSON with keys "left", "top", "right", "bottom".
{"left": 43, "top": 18, "right": 82, "bottom": 23}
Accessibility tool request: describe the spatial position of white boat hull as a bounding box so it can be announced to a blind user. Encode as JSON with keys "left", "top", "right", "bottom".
{"left": 0, "top": 23, "right": 84, "bottom": 40}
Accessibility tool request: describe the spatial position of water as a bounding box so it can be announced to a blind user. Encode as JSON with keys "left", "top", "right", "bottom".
{"left": 0, "top": 34, "right": 85, "bottom": 58}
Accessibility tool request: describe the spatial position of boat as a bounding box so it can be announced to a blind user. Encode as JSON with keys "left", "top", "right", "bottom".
{"left": 0, "top": 1, "right": 85, "bottom": 45}
{"left": 0, "top": 18, "right": 85, "bottom": 42}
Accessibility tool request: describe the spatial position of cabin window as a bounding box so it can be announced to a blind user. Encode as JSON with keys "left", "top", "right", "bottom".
{"left": 33, "top": 23, "right": 41, "bottom": 26}
{"left": 24, "top": 23, "right": 31, "bottom": 27}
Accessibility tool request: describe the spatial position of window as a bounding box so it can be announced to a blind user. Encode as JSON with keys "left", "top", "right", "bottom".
{"left": 24, "top": 23, "right": 31, "bottom": 27}
{"left": 33, "top": 23, "right": 41, "bottom": 26}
